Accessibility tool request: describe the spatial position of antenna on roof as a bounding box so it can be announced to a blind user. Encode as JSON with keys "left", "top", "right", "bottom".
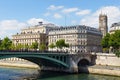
{"left": 100, "top": 10, "right": 103, "bottom": 15}
{"left": 65, "top": 15, "right": 66, "bottom": 26}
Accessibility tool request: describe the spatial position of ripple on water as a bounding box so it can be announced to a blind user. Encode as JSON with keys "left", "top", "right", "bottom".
{"left": 0, "top": 66, "right": 39, "bottom": 80}
{"left": 0, "top": 66, "right": 120, "bottom": 80}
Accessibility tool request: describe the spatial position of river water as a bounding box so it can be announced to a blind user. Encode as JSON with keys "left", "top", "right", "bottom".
{"left": 0, "top": 66, "right": 119, "bottom": 80}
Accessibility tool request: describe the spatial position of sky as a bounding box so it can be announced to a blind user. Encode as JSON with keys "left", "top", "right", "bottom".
{"left": 0, "top": 0, "right": 120, "bottom": 39}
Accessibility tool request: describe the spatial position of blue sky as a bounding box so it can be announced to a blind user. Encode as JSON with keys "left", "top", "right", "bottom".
{"left": 0, "top": 0, "right": 120, "bottom": 38}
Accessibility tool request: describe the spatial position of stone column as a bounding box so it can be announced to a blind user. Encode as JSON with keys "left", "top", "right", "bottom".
{"left": 68, "top": 58, "right": 78, "bottom": 73}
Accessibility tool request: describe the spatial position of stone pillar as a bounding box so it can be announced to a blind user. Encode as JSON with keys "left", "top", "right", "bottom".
{"left": 68, "top": 58, "right": 78, "bottom": 73}
{"left": 109, "top": 46, "right": 113, "bottom": 53}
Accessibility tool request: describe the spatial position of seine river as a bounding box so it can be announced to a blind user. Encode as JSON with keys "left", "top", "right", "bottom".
{"left": 0, "top": 66, "right": 120, "bottom": 80}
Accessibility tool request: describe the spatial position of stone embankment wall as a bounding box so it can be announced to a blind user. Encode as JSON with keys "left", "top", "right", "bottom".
{"left": 95, "top": 53, "right": 120, "bottom": 66}
{"left": 78, "top": 53, "right": 120, "bottom": 76}
{"left": 0, "top": 57, "right": 39, "bottom": 69}
{"left": 79, "top": 65, "right": 120, "bottom": 76}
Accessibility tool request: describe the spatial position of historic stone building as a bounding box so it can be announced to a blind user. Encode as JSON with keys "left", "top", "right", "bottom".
{"left": 109, "top": 22, "right": 120, "bottom": 34}
{"left": 12, "top": 22, "right": 57, "bottom": 49}
{"left": 99, "top": 14, "right": 108, "bottom": 37}
{"left": 48, "top": 25, "right": 102, "bottom": 53}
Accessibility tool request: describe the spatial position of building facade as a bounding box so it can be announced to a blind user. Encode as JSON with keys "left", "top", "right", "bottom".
{"left": 12, "top": 22, "right": 57, "bottom": 50}
{"left": 48, "top": 25, "right": 102, "bottom": 53}
{"left": 99, "top": 14, "right": 108, "bottom": 37}
{"left": 109, "top": 22, "right": 120, "bottom": 34}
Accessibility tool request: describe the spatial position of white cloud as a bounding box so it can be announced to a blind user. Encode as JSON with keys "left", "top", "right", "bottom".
{"left": 0, "top": 20, "right": 26, "bottom": 30}
{"left": 62, "top": 8, "right": 79, "bottom": 13}
{"left": 0, "top": 20, "right": 27, "bottom": 39}
{"left": 53, "top": 13, "right": 62, "bottom": 19}
{"left": 76, "top": 10, "right": 91, "bottom": 16}
{"left": 0, "top": 18, "right": 50, "bottom": 39}
{"left": 94, "top": 6, "right": 120, "bottom": 23}
{"left": 47, "top": 5, "right": 64, "bottom": 10}
{"left": 80, "top": 6, "right": 120, "bottom": 30}
{"left": 27, "top": 18, "right": 49, "bottom": 25}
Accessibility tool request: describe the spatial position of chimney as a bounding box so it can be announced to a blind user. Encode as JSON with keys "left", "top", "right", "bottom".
{"left": 38, "top": 22, "right": 43, "bottom": 25}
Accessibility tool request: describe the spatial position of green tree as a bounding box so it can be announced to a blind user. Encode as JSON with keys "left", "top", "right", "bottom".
{"left": 1, "top": 37, "right": 12, "bottom": 50}
{"left": 39, "top": 43, "right": 46, "bottom": 51}
{"left": 31, "top": 41, "right": 38, "bottom": 50}
{"left": 101, "top": 33, "right": 110, "bottom": 52}
{"left": 109, "top": 30, "right": 120, "bottom": 50}
{"left": 64, "top": 43, "right": 69, "bottom": 47}
{"left": 16, "top": 43, "right": 24, "bottom": 50}
{"left": 24, "top": 44, "right": 29, "bottom": 50}
{"left": 101, "top": 33, "right": 110, "bottom": 48}
{"left": 115, "top": 50, "right": 120, "bottom": 57}
{"left": 56, "top": 39, "right": 65, "bottom": 49}
{"left": 10, "top": 44, "right": 16, "bottom": 50}
{"left": 49, "top": 43, "right": 55, "bottom": 50}
{"left": 56, "top": 39, "right": 69, "bottom": 50}
{"left": 0, "top": 39, "right": 2, "bottom": 50}
{"left": 108, "top": 30, "right": 120, "bottom": 57}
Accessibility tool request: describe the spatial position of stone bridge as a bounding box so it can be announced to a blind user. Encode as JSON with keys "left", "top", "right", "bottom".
{"left": 0, "top": 51, "right": 94, "bottom": 73}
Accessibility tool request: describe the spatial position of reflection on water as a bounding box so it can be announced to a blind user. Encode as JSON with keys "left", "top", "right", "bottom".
{"left": 38, "top": 71, "right": 120, "bottom": 80}
{"left": 0, "top": 66, "right": 39, "bottom": 80}
{"left": 0, "top": 66, "right": 119, "bottom": 80}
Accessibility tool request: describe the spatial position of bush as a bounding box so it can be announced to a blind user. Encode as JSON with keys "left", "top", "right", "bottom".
{"left": 115, "top": 50, "right": 120, "bottom": 57}
{"left": 102, "top": 48, "right": 109, "bottom": 53}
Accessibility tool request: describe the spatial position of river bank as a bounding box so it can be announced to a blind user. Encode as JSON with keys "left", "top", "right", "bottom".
{"left": 79, "top": 65, "right": 120, "bottom": 77}
{"left": 0, "top": 66, "right": 120, "bottom": 80}
{"left": 0, "top": 61, "right": 120, "bottom": 77}
{"left": 0, "top": 58, "right": 120, "bottom": 77}
{"left": 0, "top": 60, "right": 40, "bottom": 69}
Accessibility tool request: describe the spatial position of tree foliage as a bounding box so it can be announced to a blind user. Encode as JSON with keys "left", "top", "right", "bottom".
{"left": 109, "top": 30, "right": 120, "bottom": 50}
{"left": 101, "top": 30, "right": 120, "bottom": 56}
{"left": 115, "top": 50, "right": 120, "bottom": 57}
{"left": 64, "top": 43, "right": 69, "bottom": 47}
{"left": 31, "top": 41, "right": 38, "bottom": 50}
{"left": 49, "top": 43, "right": 55, "bottom": 49}
{"left": 101, "top": 33, "right": 110, "bottom": 48}
{"left": 0, "top": 37, "right": 12, "bottom": 50}
{"left": 39, "top": 43, "right": 46, "bottom": 51}
{"left": 24, "top": 44, "right": 29, "bottom": 50}
{"left": 10, "top": 44, "right": 16, "bottom": 50}
{"left": 56, "top": 39, "right": 69, "bottom": 49}
{"left": 101, "top": 30, "right": 120, "bottom": 50}
{"left": 16, "top": 43, "right": 24, "bottom": 50}
{"left": 0, "top": 40, "right": 2, "bottom": 50}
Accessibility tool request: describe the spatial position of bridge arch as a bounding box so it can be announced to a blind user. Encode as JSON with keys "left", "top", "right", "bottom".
{"left": 77, "top": 59, "right": 90, "bottom": 66}
{"left": 0, "top": 54, "right": 69, "bottom": 68}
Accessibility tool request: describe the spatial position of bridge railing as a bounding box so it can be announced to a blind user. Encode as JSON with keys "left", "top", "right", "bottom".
{"left": 0, "top": 50, "right": 69, "bottom": 54}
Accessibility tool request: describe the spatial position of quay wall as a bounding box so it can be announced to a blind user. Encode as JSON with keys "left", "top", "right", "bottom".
{"left": 95, "top": 53, "right": 120, "bottom": 66}
{"left": 79, "top": 66, "right": 120, "bottom": 76}
{"left": 78, "top": 53, "right": 120, "bottom": 76}
{"left": 0, "top": 57, "right": 39, "bottom": 69}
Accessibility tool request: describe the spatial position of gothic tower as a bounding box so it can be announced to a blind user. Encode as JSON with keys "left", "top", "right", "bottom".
{"left": 99, "top": 14, "right": 108, "bottom": 37}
